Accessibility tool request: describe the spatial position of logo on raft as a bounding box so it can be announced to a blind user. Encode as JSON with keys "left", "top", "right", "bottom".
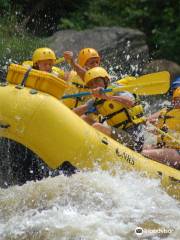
{"left": 115, "top": 148, "right": 135, "bottom": 165}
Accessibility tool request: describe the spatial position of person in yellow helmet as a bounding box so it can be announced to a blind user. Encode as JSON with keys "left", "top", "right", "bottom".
{"left": 23, "top": 47, "right": 65, "bottom": 79}
{"left": 64, "top": 48, "right": 100, "bottom": 77}
{"left": 77, "top": 47, "right": 100, "bottom": 70}
{"left": 142, "top": 82, "right": 180, "bottom": 169}
{"left": 32, "top": 47, "right": 56, "bottom": 72}
{"left": 73, "top": 67, "right": 145, "bottom": 152}
{"left": 62, "top": 48, "right": 101, "bottom": 108}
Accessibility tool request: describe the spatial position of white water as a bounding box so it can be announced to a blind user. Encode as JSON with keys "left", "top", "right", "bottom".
{"left": 0, "top": 169, "right": 179, "bottom": 240}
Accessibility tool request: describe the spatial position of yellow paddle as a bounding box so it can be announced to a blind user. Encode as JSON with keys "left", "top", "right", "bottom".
{"left": 62, "top": 71, "right": 170, "bottom": 99}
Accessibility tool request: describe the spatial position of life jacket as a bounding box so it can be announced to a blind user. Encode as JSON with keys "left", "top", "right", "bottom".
{"left": 62, "top": 71, "right": 90, "bottom": 109}
{"left": 22, "top": 61, "right": 65, "bottom": 79}
{"left": 156, "top": 107, "right": 180, "bottom": 149}
{"left": 51, "top": 66, "right": 65, "bottom": 79}
{"left": 93, "top": 90, "right": 144, "bottom": 129}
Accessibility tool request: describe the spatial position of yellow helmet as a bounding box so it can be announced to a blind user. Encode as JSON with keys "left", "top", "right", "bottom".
{"left": 173, "top": 87, "right": 180, "bottom": 98}
{"left": 32, "top": 48, "right": 56, "bottom": 65}
{"left": 84, "top": 67, "right": 109, "bottom": 85}
{"left": 77, "top": 48, "right": 100, "bottom": 67}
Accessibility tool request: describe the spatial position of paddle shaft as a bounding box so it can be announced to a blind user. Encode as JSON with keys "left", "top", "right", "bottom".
{"left": 62, "top": 88, "right": 112, "bottom": 99}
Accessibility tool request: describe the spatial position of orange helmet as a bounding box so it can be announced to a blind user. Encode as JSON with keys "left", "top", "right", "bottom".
{"left": 173, "top": 87, "right": 180, "bottom": 98}
{"left": 77, "top": 48, "right": 100, "bottom": 67}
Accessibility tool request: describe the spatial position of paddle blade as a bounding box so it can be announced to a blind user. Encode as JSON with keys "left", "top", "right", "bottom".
{"left": 116, "top": 71, "right": 170, "bottom": 95}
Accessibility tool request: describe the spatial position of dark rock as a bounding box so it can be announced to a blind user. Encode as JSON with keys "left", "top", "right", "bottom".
{"left": 48, "top": 27, "right": 149, "bottom": 77}
{"left": 141, "top": 59, "right": 180, "bottom": 81}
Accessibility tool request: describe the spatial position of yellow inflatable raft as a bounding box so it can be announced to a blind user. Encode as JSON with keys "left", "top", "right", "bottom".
{"left": 0, "top": 64, "right": 179, "bottom": 199}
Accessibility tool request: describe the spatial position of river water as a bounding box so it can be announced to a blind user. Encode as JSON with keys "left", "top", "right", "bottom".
{"left": 0, "top": 168, "right": 179, "bottom": 240}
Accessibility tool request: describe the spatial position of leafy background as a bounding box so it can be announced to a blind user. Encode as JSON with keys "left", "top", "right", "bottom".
{"left": 0, "top": 0, "right": 179, "bottom": 66}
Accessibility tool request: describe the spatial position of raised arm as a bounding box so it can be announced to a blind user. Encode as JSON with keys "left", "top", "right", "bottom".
{"left": 64, "top": 51, "right": 86, "bottom": 79}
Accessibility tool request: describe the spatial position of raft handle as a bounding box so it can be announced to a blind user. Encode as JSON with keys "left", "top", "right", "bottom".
{"left": 169, "top": 176, "right": 180, "bottom": 183}
{"left": 157, "top": 171, "right": 162, "bottom": 177}
{"left": 15, "top": 67, "right": 32, "bottom": 90}
{"left": 21, "top": 67, "right": 32, "bottom": 86}
{"left": 101, "top": 137, "right": 108, "bottom": 145}
{"left": 0, "top": 124, "right": 10, "bottom": 129}
{"left": 29, "top": 89, "right": 38, "bottom": 95}
{"left": 15, "top": 84, "right": 24, "bottom": 89}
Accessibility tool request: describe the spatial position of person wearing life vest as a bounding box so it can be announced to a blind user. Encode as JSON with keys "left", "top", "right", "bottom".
{"left": 23, "top": 47, "right": 65, "bottom": 79}
{"left": 142, "top": 79, "right": 180, "bottom": 169}
{"left": 62, "top": 48, "right": 101, "bottom": 109}
{"left": 73, "top": 67, "right": 145, "bottom": 152}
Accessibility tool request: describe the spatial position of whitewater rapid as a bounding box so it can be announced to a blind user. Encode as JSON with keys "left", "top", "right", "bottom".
{"left": 0, "top": 169, "right": 179, "bottom": 240}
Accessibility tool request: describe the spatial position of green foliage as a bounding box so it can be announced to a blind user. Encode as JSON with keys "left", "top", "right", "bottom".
{"left": 0, "top": 15, "right": 46, "bottom": 68}
{"left": 0, "top": 0, "right": 180, "bottom": 63}
{"left": 59, "top": 0, "right": 180, "bottom": 63}
{"left": 0, "top": 0, "right": 11, "bottom": 11}
{"left": 58, "top": 18, "right": 77, "bottom": 30}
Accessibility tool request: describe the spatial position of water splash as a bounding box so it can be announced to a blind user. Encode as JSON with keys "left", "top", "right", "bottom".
{"left": 0, "top": 170, "right": 179, "bottom": 239}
